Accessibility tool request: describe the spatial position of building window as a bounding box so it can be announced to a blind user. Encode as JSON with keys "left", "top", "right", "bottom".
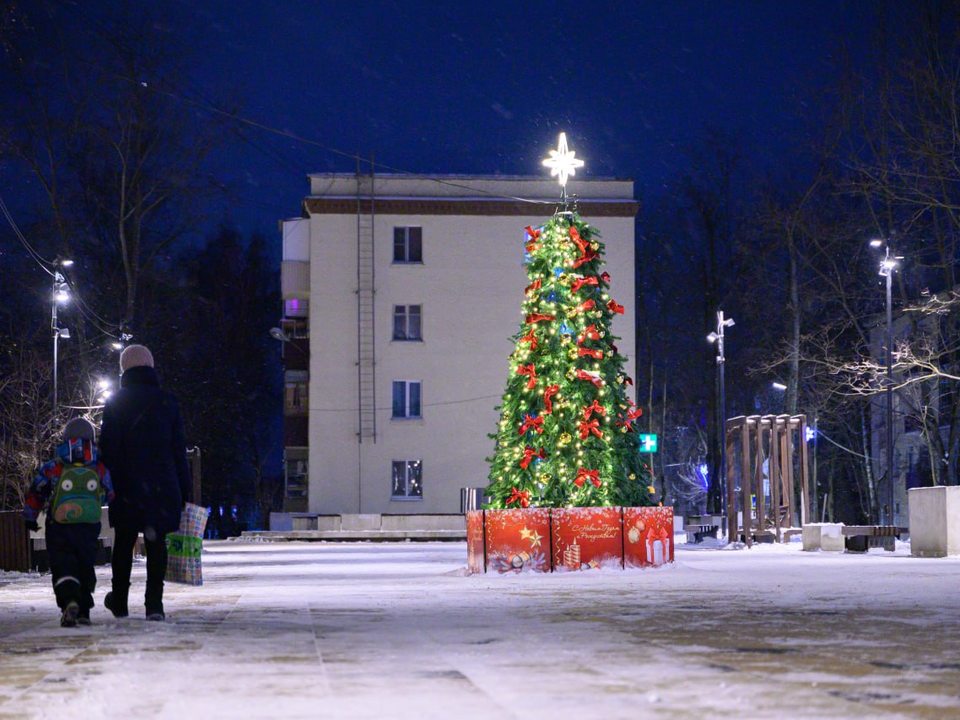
{"left": 392, "top": 460, "right": 422, "bottom": 500}
{"left": 393, "top": 227, "right": 423, "bottom": 263}
{"left": 284, "top": 298, "right": 309, "bottom": 318}
{"left": 285, "top": 371, "right": 308, "bottom": 415}
{"left": 393, "top": 305, "right": 422, "bottom": 341}
{"left": 392, "top": 380, "right": 422, "bottom": 419}
{"left": 284, "top": 448, "right": 308, "bottom": 501}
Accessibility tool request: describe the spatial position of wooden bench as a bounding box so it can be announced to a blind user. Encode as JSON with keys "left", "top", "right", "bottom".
{"left": 685, "top": 524, "right": 719, "bottom": 544}
{"left": 842, "top": 525, "right": 900, "bottom": 552}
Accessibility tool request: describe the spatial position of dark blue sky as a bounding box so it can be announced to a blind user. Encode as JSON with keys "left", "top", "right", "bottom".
{"left": 161, "top": 2, "right": 878, "bottom": 233}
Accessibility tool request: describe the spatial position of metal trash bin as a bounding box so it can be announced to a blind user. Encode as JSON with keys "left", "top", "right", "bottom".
{"left": 460, "top": 487, "right": 486, "bottom": 513}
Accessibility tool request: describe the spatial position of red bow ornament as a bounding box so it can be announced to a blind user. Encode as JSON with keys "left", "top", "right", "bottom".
{"left": 525, "top": 226, "right": 542, "bottom": 241}
{"left": 569, "top": 226, "right": 590, "bottom": 253}
{"left": 577, "top": 324, "right": 601, "bottom": 345}
{"left": 572, "top": 248, "right": 598, "bottom": 269}
{"left": 578, "top": 418, "right": 604, "bottom": 440}
{"left": 519, "top": 329, "right": 538, "bottom": 351}
{"left": 520, "top": 446, "right": 546, "bottom": 470}
{"left": 576, "top": 370, "right": 603, "bottom": 388}
{"left": 525, "top": 313, "right": 555, "bottom": 325}
{"left": 542, "top": 384, "right": 560, "bottom": 414}
{"left": 574, "top": 468, "right": 602, "bottom": 488}
{"left": 516, "top": 363, "right": 537, "bottom": 389}
{"left": 578, "top": 347, "right": 603, "bottom": 359}
{"left": 506, "top": 487, "right": 531, "bottom": 508}
{"left": 518, "top": 414, "right": 544, "bottom": 435}
{"left": 570, "top": 275, "right": 599, "bottom": 294}
{"left": 569, "top": 299, "right": 595, "bottom": 317}
{"left": 582, "top": 400, "right": 606, "bottom": 420}
{"left": 525, "top": 278, "right": 542, "bottom": 296}
{"left": 606, "top": 299, "right": 625, "bottom": 315}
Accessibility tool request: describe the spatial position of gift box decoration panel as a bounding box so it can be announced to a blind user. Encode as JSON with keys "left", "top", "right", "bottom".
{"left": 466, "top": 510, "right": 485, "bottom": 575}
{"left": 484, "top": 508, "right": 551, "bottom": 574}
{"left": 551, "top": 506, "right": 623, "bottom": 571}
{"left": 623, "top": 506, "right": 675, "bottom": 568}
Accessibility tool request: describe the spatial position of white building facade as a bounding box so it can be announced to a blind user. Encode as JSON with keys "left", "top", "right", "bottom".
{"left": 280, "top": 174, "right": 638, "bottom": 515}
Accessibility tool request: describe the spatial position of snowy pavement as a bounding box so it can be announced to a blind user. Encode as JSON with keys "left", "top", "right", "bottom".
{"left": 1, "top": 540, "right": 959, "bottom": 719}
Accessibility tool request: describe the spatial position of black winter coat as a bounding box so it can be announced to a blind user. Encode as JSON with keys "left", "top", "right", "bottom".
{"left": 100, "top": 365, "right": 192, "bottom": 537}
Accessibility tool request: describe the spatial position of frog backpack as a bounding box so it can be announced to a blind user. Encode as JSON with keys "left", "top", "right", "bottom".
{"left": 50, "top": 464, "right": 103, "bottom": 524}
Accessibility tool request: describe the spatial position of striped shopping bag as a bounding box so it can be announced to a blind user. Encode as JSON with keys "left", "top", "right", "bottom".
{"left": 165, "top": 503, "right": 210, "bottom": 586}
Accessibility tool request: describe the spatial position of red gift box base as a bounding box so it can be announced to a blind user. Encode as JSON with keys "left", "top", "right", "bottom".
{"left": 466, "top": 507, "right": 674, "bottom": 574}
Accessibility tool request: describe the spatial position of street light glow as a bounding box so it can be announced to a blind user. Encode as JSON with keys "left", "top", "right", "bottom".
{"left": 772, "top": 382, "right": 787, "bottom": 391}
{"left": 869, "top": 239, "right": 884, "bottom": 248}
{"left": 706, "top": 332, "right": 719, "bottom": 343}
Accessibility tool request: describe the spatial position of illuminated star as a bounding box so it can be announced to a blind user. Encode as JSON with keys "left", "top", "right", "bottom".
{"left": 542, "top": 132, "right": 585, "bottom": 188}
{"left": 520, "top": 526, "right": 544, "bottom": 549}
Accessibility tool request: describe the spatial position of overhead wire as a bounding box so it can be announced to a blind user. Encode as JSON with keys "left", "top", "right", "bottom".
{"left": 0, "top": 193, "right": 57, "bottom": 276}
{"left": 68, "top": 55, "right": 557, "bottom": 207}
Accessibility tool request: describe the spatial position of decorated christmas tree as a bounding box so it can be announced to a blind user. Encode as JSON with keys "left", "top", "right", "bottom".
{"left": 485, "top": 134, "right": 654, "bottom": 510}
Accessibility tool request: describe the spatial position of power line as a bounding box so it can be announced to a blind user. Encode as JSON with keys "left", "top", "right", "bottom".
{"left": 816, "top": 428, "right": 873, "bottom": 461}
{"left": 308, "top": 393, "right": 505, "bottom": 414}
{"left": 69, "top": 55, "right": 556, "bottom": 207}
{"left": 0, "top": 194, "right": 56, "bottom": 276}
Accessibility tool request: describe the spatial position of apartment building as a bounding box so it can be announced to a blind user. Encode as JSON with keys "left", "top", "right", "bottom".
{"left": 279, "top": 174, "right": 638, "bottom": 514}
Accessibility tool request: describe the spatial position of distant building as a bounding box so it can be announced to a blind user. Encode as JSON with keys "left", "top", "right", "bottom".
{"left": 278, "top": 174, "right": 638, "bottom": 515}
{"left": 869, "top": 290, "right": 958, "bottom": 525}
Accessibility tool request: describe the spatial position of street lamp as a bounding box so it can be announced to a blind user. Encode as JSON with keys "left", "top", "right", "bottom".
{"left": 707, "top": 310, "right": 735, "bottom": 532}
{"left": 51, "top": 259, "right": 72, "bottom": 418}
{"left": 871, "top": 238, "right": 902, "bottom": 526}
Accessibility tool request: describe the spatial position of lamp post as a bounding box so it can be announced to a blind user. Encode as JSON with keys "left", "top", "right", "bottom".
{"left": 51, "top": 259, "right": 72, "bottom": 418}
{"left": 707, "top": 311, "right": 735, "bottom": 531}
{"left": 871, "top": 238, "right": 901, "bottom": 526}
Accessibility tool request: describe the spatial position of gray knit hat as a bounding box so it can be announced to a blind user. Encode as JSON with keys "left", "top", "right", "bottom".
{"left": 120, "top": 344, "right": 154, "bottom": 373}
{"left": 63, "top": 417, "right": 95, "bottom": 442}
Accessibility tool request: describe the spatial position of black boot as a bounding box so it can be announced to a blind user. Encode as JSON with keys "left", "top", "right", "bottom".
{"left": 61, "top": 601, "right": 80, "bottom": 628}
{"left": 104, "top": 584, "right": 129, "bottom": 618}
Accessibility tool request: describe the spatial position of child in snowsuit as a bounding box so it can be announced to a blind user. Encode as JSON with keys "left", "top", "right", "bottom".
{"left": 23, "top": 417, "right": 114, "bottom": 627}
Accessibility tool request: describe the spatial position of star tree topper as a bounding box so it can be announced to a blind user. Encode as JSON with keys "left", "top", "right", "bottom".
{"left": 542, "top": 132, "right": 585, "bottom": 188}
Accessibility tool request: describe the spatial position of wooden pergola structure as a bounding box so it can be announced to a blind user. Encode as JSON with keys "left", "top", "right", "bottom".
{"left": 725, "top": 414, "right": 811, "bottom": 546}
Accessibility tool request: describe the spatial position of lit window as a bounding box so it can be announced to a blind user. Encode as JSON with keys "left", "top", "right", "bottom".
{"left": 392, "top": 381, "right": 422, "bottom": 419}
{"left": 393, "top": 227, "right": 423, "bottom": 263}
{"left": 393, "top": 305, "right": 422, "bottom": 341}
{"left": 392, "top": 460, "right": 422, "bottom": 500}
{"left": 284, "top": 371, "right": 308, "bottom": 415}
{"left": 284, "top": 298, "right": 309, "bottom": 318}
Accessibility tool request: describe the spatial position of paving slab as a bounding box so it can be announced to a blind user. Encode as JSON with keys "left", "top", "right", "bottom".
{"left": 1, "top": 540, "right": 958, "bottom": 719}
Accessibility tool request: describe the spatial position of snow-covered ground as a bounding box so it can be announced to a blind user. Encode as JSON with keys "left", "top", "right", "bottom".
{"left": 1, "top": 539, "right": 958, "bottom": 719}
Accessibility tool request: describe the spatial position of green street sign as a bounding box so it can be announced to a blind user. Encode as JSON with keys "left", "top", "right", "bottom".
{"left": 638, "top": 434, "right": 658, "bottom": 453}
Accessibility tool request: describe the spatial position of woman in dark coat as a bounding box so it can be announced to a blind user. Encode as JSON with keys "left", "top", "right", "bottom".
{"left": 99, "top": 344, "right": 192, "bottom": 621}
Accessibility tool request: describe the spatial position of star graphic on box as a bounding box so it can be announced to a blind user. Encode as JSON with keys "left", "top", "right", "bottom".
{"left": 519, "top": 526, "right": 544, "bottom": 549}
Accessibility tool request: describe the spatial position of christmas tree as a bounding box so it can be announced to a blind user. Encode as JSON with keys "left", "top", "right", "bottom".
{"left": 485, "top": 135, "right": 654, "bottom": 510}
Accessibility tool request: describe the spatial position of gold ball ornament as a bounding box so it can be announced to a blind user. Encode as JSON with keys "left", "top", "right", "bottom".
{"left": 599, "top": 331, "right": 605, "bottom": 338}
{"left": 568, "top": 347, "right": 579, "bottom": 360}
{"left": 560, "top": 334, "right": 572, "bottom": 345}
{"left": 558, "top": 273, "right": 570, "bottom": 285}
{"left": 565, "top": 369, "right": 576, "bottom": 381}
{"left": 559, "top": 433, "right": 572, "bottom": 445}
{"left": 616, "top": 375, "right": 624, "bottom": 384}
{"left": 565, "top": 308, "right": 577, "bottom": 318}
{"left": 629, "top": 473, "right": 636, "bottom": 480}
{"left": 592, "top": 311, "right": 602, "bottom": 319}
{"left": 590, "top": 241, "right": 600, "bottom": 250}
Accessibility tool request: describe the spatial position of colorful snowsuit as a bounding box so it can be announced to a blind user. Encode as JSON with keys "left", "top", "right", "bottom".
{"left": 24, "top": 438, "right": 114, "bottom": 614}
